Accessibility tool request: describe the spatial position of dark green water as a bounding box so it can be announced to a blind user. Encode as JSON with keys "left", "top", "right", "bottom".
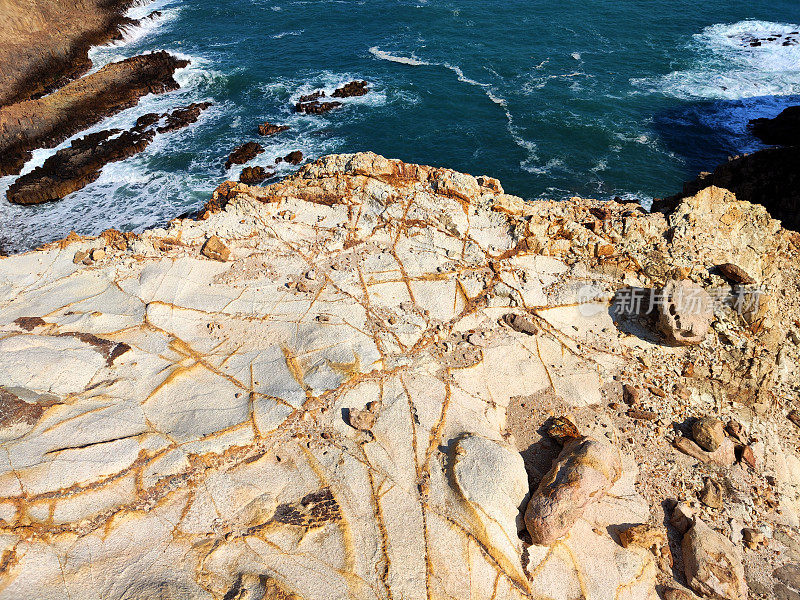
{"left": 1, "top": 0, "right": 799, "bottom": 251}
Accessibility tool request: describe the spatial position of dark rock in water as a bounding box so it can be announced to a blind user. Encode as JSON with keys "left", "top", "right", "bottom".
{"left": 652, "top": 146, "right": 800, "bottom": 232}
{"left": 275, "top": 150, "right": 304, "bottom": 165}
{"left": 749, "top": 106, "right": 800, "bottom": 146}
{"left": 331, "top": 80, "right": 369, "bottom": 98}
{"left": 258, "top": 122, "right": 289, "bottom": 136}
{"left": 239, "top": 166, "right": 272, "bottom": 184}
{"left": 225, "top": 141, "right": 264, "bottom": 169}
{"left": 157, "top": 102, "right": 212, "bottom": 133}
{"left": 0, "top": 51, "right": 190, "bottom": 177}
{"left": 7, "top": 129, "right": 154, "bottom": 206}
{"left": 298, "top": 90, "right": 326, "bottom": 103}
{"left": 294, "top": 100, "right": 343, "bottom": 114}
{"left": 6, "top": 102, "right": 211, "bottom": 206}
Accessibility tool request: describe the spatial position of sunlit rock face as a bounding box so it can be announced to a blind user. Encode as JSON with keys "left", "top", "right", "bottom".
{"left": 0, "top": 153, "right": 660, "bottom": 599}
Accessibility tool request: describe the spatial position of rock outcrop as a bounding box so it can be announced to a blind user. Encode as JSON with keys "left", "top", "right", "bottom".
{"left": 0, "top": 153, "right": 798, "bottom": 599}
{"left": 0, "top": 0, "right": 141, "bottom": 106}
{"left": 6, "top": 102, "right": 211, "bottom": 205}
{"left": 225, "top": 141, "right": 264, "bottom": 169}
{"left": 750, "top": 105, "right": 800, "bottom": 146}
{"left": 0, "top": 51, "right": 190, "bottom": 176}
{"left": 653, "top": 146, "right": 800, "bottom": 231}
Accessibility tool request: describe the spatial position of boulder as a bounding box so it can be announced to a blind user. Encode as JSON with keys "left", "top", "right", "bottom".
{"left": 239, "top": 166, "right": 272, "bottom": 184}
{"left": 331, "top": 80, "right": 369, "bottom": 98}
{"left": 225, "top": 141, "right": 264, "bottom": 169}
{"left": 200, "top": 235, "right": 230, "bottom": 261}
{"left": 258, "top": 121, "right": 289, "bottom": 136}
{"left": 682, "top": 518, "right": 748, "bottom": 600}
{"left": 655, "top": 280, "right": 713, "bottom": 345}
{"left": 525, "top": 436, "right": 621, "bottom": 546}
{"left": 692, "top": 416, "right": 725, "bottom": 452}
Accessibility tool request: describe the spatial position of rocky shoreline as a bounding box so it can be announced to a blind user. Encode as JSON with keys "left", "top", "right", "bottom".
{"left": 0, "top": 152, "right": 797, "bottom": 599}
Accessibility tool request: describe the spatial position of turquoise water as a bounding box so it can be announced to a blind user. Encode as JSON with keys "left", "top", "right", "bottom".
{"left": 1, "top": 0, "right": 800, "bottom": 251}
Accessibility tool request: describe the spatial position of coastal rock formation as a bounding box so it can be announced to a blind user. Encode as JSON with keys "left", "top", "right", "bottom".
{"left": 294, "top": 81, "right": 369, "bottom": 114}
{"left": 652, "top": 146, "right": 800, "bottom": 231}
{"left": 750, "top": 105, "right": 800, "bottom": 145}
{"left": 225, "top": 141, "right": 264, "bottom": 169}
{"left": 6, "top": 102, "right": 211, "bottom": 205}
{"left": 258, "top": 121, "right": 290, "bottom": 136}
{"left": 0, "top": 51, "right": 190, "bottom": 176}
{"left": 0, "top": 153, "right": 798, "bottom": 598}
{"left": 331, "top": 80, "right": 369, "bottom": 98}
{"left": 239, "top": 166, "right": 272, "bottom": 184}
{"left": 0, "top": 0, "right": 140, "bottom": 105}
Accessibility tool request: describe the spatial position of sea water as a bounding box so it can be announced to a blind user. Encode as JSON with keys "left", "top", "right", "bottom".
{"left": 1, "top": 0, "right": 799, "bottom": 252}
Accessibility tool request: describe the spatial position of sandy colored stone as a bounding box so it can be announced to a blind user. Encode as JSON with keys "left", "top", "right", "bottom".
{"left": 525, "top": 436, "right": 622, "bottom": 546}
{"left": 201, "top": 235, "right": 230, "bottom": 261}
{"left": 682, "top": 517, "right": 748, "bottom": 600}
{"left": 656, "top": 280, "right": 713, "bottom": 345}
{"left": 692, "top": 416, "right": 725, "bottom": 452}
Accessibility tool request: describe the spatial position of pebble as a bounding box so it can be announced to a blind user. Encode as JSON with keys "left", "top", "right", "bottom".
{"left": 699, "top": 478, "right": 723, "bottom": 509}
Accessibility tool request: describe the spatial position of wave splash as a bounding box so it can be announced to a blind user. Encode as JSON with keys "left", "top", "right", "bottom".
{"left": 633, "top": 20, "right": 800, "bottom": 100}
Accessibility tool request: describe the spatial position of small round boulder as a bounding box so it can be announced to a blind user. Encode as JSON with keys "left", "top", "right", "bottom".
{"left": 691, "top": 417, "right": 725, "bottom": 452}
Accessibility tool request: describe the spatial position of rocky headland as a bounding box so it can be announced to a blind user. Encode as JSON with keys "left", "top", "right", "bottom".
{"left": 0, "top": 152, "right": 797, "bottom": 599}
{"left": 0, "top": 0, "right": 145, "bottom": 106}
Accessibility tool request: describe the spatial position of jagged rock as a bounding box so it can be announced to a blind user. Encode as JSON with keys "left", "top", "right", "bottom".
{"left": 331, "top": 80, "right": 369, "bottom": 98}
{"left": 239, "top": 166, "right": 272, "bottom": 184}
{"left": 699, "top": 477, "right": 723, "bottom": 509}
{"left": 670, "top": 502, "right": 694, "bottom": 534}
{"left": 200, "top": 235, "right": 230, "bottom": 261}
{"left": 525, "top": 436, "right": 622, "bottom": 546}
{"left": 225, "top": 141, "right": 264, "bottom": 169}
{"left": 0, "top": 52, "right": 190, "bottom": 176}
{"left": 347, "top": 400, "right": 381, "bottom": 431}
{"left": 655, "top": 280, "right": 713, "bottom": 345}
{"left": 750, "top": 106, "right": 800, "bottom": 146}
{"left": 6, "top": 102, "right": 211, "bottom": 205}
{"left": 717, "top": 263, "right": 756, "bottom": 285}
{"left": 544, "top": 416, "right": 581, "bottom": 444}
{"left": 742, "top": 527, "right": 765, "bottom": 549}
{"left": 276, "top": 150, "right": 304, "bottom": 165}
{"left": 295, "top": 98, "right": 342, "bottom": 114}
{"left": 619, "top": 523, "right": 667, "bottom": 551}
{"left": 692, "top": 416, "right": 725, "bottom": 452}
{"left": 682, "top": 518, "right": 747, "bottom": 600}
{"left": 258, "top": 121, "right": 290, "bottom": 136}
{"left": 664, "top": 588, "right": 702, "bottom": 600}
{"left": 654, "top": 148, "right": 800, "bottom": 232}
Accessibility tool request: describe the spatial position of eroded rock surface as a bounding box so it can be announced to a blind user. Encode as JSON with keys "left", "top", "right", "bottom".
{"left": 0, "top": 153, "right": 799, "bottom": 599}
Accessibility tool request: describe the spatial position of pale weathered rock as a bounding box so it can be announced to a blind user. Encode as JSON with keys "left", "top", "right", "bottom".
{"left": 664, "top": 587, "right": 702, "bottom": 600}
{"left": 656, "top": 280, "right": 713, "bottom": 345}
{"left": 674, "top": 436, "right": 736, "bottom": 467}
{"left": 0, "top": 153, "right": 662, "bottom": 600}
{"left": 692, "top": 416, "right": 725, "bottom": 452}
{"left": 525, "top": 436, "right": 622, "bottom": 546}
{"left": 348, "top": 399, "right": 381, "bottom": 431}
{"left": 682, "top": 518, "right": 748, "bottom": 600}
{"left": 670, "top": 502, "right": 694, "bottom": 535}
{"left": 619, "top": 523, "right": 667, "bottom": 551}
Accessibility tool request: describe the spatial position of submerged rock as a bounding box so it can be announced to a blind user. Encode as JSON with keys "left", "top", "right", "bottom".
{"left": 524, "top": 436, "right": 621, "bottom": 546}
{"left": 258, "top": 121, "right": 290, "bottom": 136}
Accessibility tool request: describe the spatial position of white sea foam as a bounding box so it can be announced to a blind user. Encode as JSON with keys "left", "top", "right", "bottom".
{"left": 271, "top": 30, "right": 304, "bottom": 39}
{"left": 633, "top": 20, "right": 800, "bottom": 100}
{"left": 369, "top": 47, "right": 430, "bottom": 66}
{"left": 88, "top": 0, "right": 180, "bottom": 70}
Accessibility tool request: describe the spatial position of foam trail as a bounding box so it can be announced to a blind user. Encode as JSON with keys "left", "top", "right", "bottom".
{"left": 370, "top": 46, "right": 539, "bottom": 164}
